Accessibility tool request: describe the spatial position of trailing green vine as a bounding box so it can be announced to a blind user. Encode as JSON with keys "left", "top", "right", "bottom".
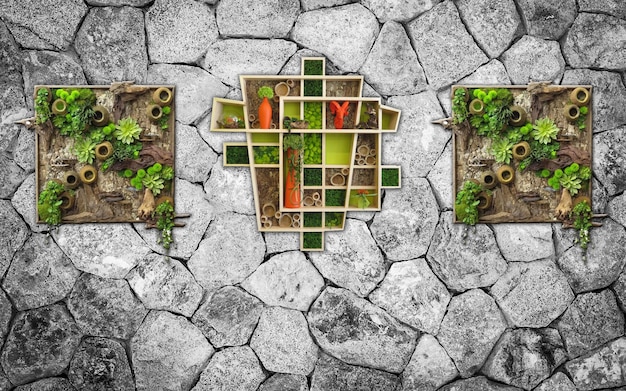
{"left": 455, "top": 180, "right": 482, "bottom": 225}
{"left": 154, "top": 200, "right": 175, "bottom": 249}
{"left": 37, "top": 180, "right": 65, "bottom": 225}
{"left": 35, "top": 88, "right": 51, "bottom": 125}
{"left": 571, "top": 200, "right": 592, "bottom": 250}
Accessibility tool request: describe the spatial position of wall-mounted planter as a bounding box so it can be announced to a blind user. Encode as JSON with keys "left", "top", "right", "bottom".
{"left": 512, "top": 141, "right": 531, "bottom": 160}
{"left": 563, "top": 104, "right": 580, "bottom": 122}
{"left": 509, "top": 106, "right": 527, "bottom": 127}
{"left": 79, "top": 165, "right": 98, "bottom": 184}
{"left": 496, "top": 165, "right": 515, "bottom": 184}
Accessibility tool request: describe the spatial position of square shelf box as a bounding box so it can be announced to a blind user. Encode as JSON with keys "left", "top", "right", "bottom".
{"left": 301, "top": 231, "right": 324, "bottom": 251}
{"left": 223, "top": 143, "right": 250, "bottom": 167}
{"left": 381, "top": 166, "right": 402, "bottom": 189}
{"left": 211, "top": 98, "right": 248, "bottom": 132}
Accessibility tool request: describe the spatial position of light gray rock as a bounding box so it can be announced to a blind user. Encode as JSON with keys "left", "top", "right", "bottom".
{"left": 13, "top": 378, "right": 75, "bottom": 391}
{"left": 437, "top": 289, "right": 506, "bottom": 378}
{"left": 490, "top": 260, "right": 574, "bottom": 328}
{"left": 516, "top": 0, "right": 577, "bottom": 40}
{"left": 147, "top": 64, "right": 229, "bottom": 126}
{"left": 14, "top": 126, "right": 35, "bottom": 172}
{"left": 204, "top": 156, "right": 255, "bottom": 214}
{"left": 75, "top": 7, "right": 148, "bottom": 84}
{"left": 401, "top": 334, "right": 458, "bottom": 391}
{"left": 11, "top": 174, "right": 48, "bottom": 233}
{"left": 0, "top": 122, "right": 20, "bottom": 156}
{"left": 594, "top": 126, "right": 626, "bottom": 196}
{"left": 146, "top": 0, "right": 218, "bottom": 64}
{"left": 1, "top": 304, "right": 82, "bottom": 386}
{"left": 565, "top": 337, "right": 626, "bottom": 390}
{"left": 578, "top": 0, "right": 626, "bottom": 19}
{"left": 242, "top": 251, "right": 323, "bottom": 311}
{"left": 307, "top": 287, "right": 418, "bottom": 374}
{"left": 291, "top": 4, "right": 379, "bottom": 72}
{"left": 192, "top": 346, "right": 265, "bottom": 391}
{"left": 217, "top": 0, "right": 299, "bottom": 38}
{"left": 613, "top": 270, "right": 626, "bottom": 313}
{"left": 609, "top": 192, "right": 626, "bottom": 228}
{"left": 563, "top": 13, "right": 626, "bottom": 70}
{"left": 86, "top": 0, "right": 151, "bottom": 5}
{"left": 439, "top": 376, "right": 522, "bottom": 391}
{"left": 0, "top": 290, "right": 12, "bottom": 345}
{"left": 359, "top": 21, "right": 426, "bottom": 96}
{"left": 456, "top": 0, "right": 521, "bottom": 58}
{"left": 197, "top": 113, "right": 246, "bottom": 155}
{"left": 126, "top": 253, "right": 203, "bottom": 317}
{"left": 309, "top": 219, "right": 384, "bottom": 296}
{"left": 250, "top": 306, "right": 319, "bottom": 375}
{"left": 501, "top": 36, "right": 565, "bottom": 84}
{"left": 203, "top": 39, "right": 297, "bottom": 87}
{"left": 492, "top": 223, "right": 554, "bottom": 262}
{"left": 0, "top": 200, "right": 29, "bottom": 276}
{"left": 0, "top": 153, "right": 25, "bottom": 199}
{"left": 556, "top": 289, "right": 624, "bottom": 358}
{"left": 407, "top": 1, "right": 488, "bottom": 89}
{"left": 362, "top": 0, "right": 441, "bottom": 22}
{"left": 592, "top": 177, "right": 609, "bottom": 215}
{"left": 189, "top": 212, "right": 265, "bottom": 295}
{"left": 260, "top": 374, "right": 308, "bottom": 391}
{"left": 68, "top": 337, "right": 134, "bottom": 391}
{"left": 131, "top": 311, "right": 214, "bottom": 391}
{"left": 171, "top": 122, "right": 216, "bottom": 183}
{"left": 263, "top": 231, "right": 300, "bottom": 253}
{"left": 68, "top": 273, "right": 148, "bottom": 340}
{"left": 369, "top": 259, "right": 450, "bottom": 334}
{"left": 280, "top": 49, "right": 341, "bottom": 76}
{"left": 426, "top": 211, "right": 507, "bottom": 292}
{"left": 534, "top": 372, "right": 576, "bottom": 391}
{"left": 427, "top": 141, "right": 453, "bottom": 209}
{"left": 3, "top": 234, "right": 80, "bottom": 311}
{"left": 0, "top": 22, "right": 26, "bottom": 125}
{"left": 310, "top": 353, "right": 400, "bottom": 391}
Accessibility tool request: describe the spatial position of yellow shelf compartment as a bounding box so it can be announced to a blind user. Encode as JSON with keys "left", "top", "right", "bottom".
{"left": 211, "top": 98, "right": 248, "bottom": 132}
{"left": 380, "top": 104, "right": 401, "bottom": 132}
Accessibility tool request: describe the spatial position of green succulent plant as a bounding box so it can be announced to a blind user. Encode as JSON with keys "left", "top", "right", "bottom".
{"left": 154, "top": 200, "right": 175, "bottom": 249}
{"left": 74, "top": 138, "right": 97, "bottom": 164}
{"left": 560, "top": 172, "right": 582, "bottom": 196}
{"left": 578, "top": 166, "right": 591, "bottom": 180}
{"left": 142, "top": 172, "right": 164, "bottom": 196}
{"left": 491, "top": 138, "right": 514, "bottom": 164}
{"left": 258, "top": 86, "right": 274, "bottom": 99}
{"left": 532, "top": 118, "right": 559, "bottom": 144}
{"left": 161, "top": 166, "right": 174, "bottom": 180}
{"left": 115, "top": 117, "right": 142, "bottom": 144}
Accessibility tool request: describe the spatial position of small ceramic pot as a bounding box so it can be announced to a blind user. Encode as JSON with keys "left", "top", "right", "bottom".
{"left": 496, "top": 165, "right": 515, "bottom": 185}
{"left": 563, "top": 104, "right": 580, "bottom": 122}
{"left": 63, "top": 171, "right": 80, "bottom": 189}
{"left": 79, "top": 165, "right": 98, "bottom": 185}
{"left": 570, "top": 87, "right": 590, "bottom": 106}
{"left": 512, "top": 141, "right": 531, "bottom": 160}
{"left": 509, "top": 106, "right": 527, "bottom": 127}
{"left": 146, "top": 104, "right": 163, "bottom": 121}
{"left": 153, "top": 87, "right": 173, "bottom": 106}
{"left": 51, "top": 99, "right": 67, "bottom": 115}
{"left": 59, "top": 191, "right": 75, "bottom": 211}
{"left": 477, "top": 191, "right": 492, "bottom": 211}
{"left": 469, "top": 99, "right": 485, "bottom": 115}
{"left": 95, "top": 141, "right": 114, "bottom": 160}
{"left": 92, "top": 105, "right": 109, "bottom": 127}
{"left": 480, "top": 171, "right": 497, "bottom": 189}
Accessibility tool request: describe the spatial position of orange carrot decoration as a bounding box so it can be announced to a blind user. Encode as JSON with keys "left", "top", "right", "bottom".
{"left": 258, "top": 86, "right": 274, "bottom": 129}
{"left": 329, "top": 101, "right": 350, "bottom": 129}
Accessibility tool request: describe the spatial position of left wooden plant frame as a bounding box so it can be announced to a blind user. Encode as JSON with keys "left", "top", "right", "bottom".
{"left": 34, "top": 83, "right": 176, "bottom": 224}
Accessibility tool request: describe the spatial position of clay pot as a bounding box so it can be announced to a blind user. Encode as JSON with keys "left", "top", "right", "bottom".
{"left": 146, "top": 104, "right": 163, "bottom": 121}
{"left": 95, "top": 141, "right": 114, "bottom": 160}
{"left": 79, "top": 165, "right": 98, "bottom": 184}
{"left": 153, "top": 87, "right": 173, "bottom": 106}
{"left": 63, "top": 171, "right": 80, "bottom": 189}
{"left": 509, "top": 106, "right": 527, "bottom": 127}
{"left": 92, "top": 105, "right": 109, "bottom": 127}
{"left": 59, "top": 192, "right": 75, "bottom": 211}
{"left": 330, "top": 173, "right": 345, "bottom": 186}
{"left": 570, "top": 87, "right": 590, "bottom": 106}
{"left": 480, "top": 171, "right": 497, "bottom": 189}
{"left": 476, "top": 191, "right": 492, "bottom": 211}
{"left": 274, "top": 82, "right": 290, "bottom": 97}
{"left": 51, "top": 99, "right": 67, "bottom": 115}
{"left": 563, "top": 104, "right": 580, "bottom": 122}
{"left": 469, "top": 99, "right": 485, "bottom": 115}
{"left": 512, "top": 141, "right": 531, "bottom": 160}
{"left": 496, "top": 165, "right": 515, "bottom": 185}
{"left": 262, "top": 203, "right": 276, "bottom": 217}
{"left": 279, "top": 214, "right": 292, "bottom": 227}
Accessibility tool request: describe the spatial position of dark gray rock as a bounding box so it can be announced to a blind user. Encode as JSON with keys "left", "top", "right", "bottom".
{"left": 0, "top": 289, "right": 12, "bottom": 356}
{"left": 516, "top": 0, "right": 577, "bottom": 40}
{"left": 0, "top": 200, "right": 29, "bottom": 277}
{"left": 191, "top": 346, "right": 265, "bottom": 391}
{"left": 362, "top": 0, "right": 441, "bottom": 22}
{"left": 594, "top": 126, "right": 626, "bottom": 196}
{"left": 563, "top": 13, "right": 626, "bottom": 70}
{"left": 172, "top": 123, "right": 216, "bottom": 183}
{"left": 14, "top": 125, "right": 36, "bottom": 172}
{"left": 578, "top": 0, "right": 626, "bottom": 19}
{"left": 217, "top": 0, "right": 299, "bottom": 38}
{"left": 301, "top": 0, "right": 354, "bottom": 11}
{"left": 501, "top": 36, "right": 565, "bottom": 84}
{"left": 613, "top": 271, "right": 626, "bottom": 312}
{"left": 534, "top": 372, "right": 576, "bottom": 391}
{"left": 86, "top": 0, "right": 151, "bottom": 5}
{"left": 609, "top": 192, "right": 626, "bottom": 229}
{"left": 565, "top": 337, "right": 626, "bottom": 390}
{"left": 0, "top": 21, "right": 26, "bottom": 124}
{"left": 310, "top": 353, "right": 400, "bottom": 391}
{"left": 439, "top": 376, "right": 522, "bottom": 391}
{"left": 401, "top": 334, "right": 458, "bottom": 391}
{"left": 68, "top": 337, "right": 134, "bottom": 391}
{"left": 13, "top": 378, "right": 76, "bottom": 391}
{"left": 0, "top": 153, "right": 25, "bottom": 199}
{"left": 260, "top": 374, "right": 308, "bottom": 391}
{"left": 11, "top": 174, "right": 51, "bottom": 233}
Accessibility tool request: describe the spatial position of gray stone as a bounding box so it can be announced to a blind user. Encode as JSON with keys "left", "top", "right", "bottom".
{"left": 86, "top": 0, "right": 151, "bottom": 5}
{"left": 534, "top": 372, "right": 576, "bottom": 391}
{"left": 68, "top": 273, "right": 148, "bottom": 340}
{"left": 3, "top": 234, "right": 80, "bottom": 311}
{"left": 456, "top": 0, "right": 522, "bottom": 58}
{"left": 310, "top": 353, "right": 400, "bottom": 391}
{"left": 0, "top": 22, "right": 26, "bottom": 125}
{"left": 362, "top": 0, "right": 441, "bottom": 22}
{"left": 171, "top": 123, "right": 216, "bottom": 183}
{"left": 1, "top": 304, "right": 82, "bottom": 386}
{"left": 0, "top": 369, "right": 9, "bottom": 391}
{"left": 594, "top": 126, "right": 626, "bottom": 196}
{"left": 146, "top": 0, "right": 218, "bottom": 64}
{"left": 0, "top": 0, "right": 87, "bottom": 50}
{"left": 427, "top": 141, "right": 453, "bottom": 209}
{"left": 14, "top": 378, "right": 75, "bottom": 391}
{"left": 407, "top": 1, "right": 488, "bottom": 89}
{"left": 131, "top": 311, "right": 214, "bottom": 391}
{"left": 263, "top": 231, "right": 300, "bottom": 253}
{"left": 401, "top": 334, "right": 458, "bottom": 391}
{"left": 0, "top": 200, "right": 29, "bottom": 276}
{"left": 556, "top": 289, "right": 625, "bottom": 358}
{"left": 614, "top": 270, "right": 626, "bottom": 313}
{"left": 492, "top": 223, "right": 554, "bottom": 262}
{"left": 563, "top": 13, "right": 626, "bottom": 70}
{"left": 490, "top": 260, "right": 574, "bottom": 328}
{"left": 482, "top": 328, "right": 567, "bottom": 390}
{"left": 280, "top": 49, "right": 341, "bottom": 76}
{"left": 302, "top": 0, "right": 355, "bottom": 10}
{"left": 437, "top": 289, "right": 507, "bottom": 378}
{"left": 439, "top": 376, "right": 523, "bottom": 391}
{"left": 369, "top": 259, "right": 450, "bottom": 334}
{"left": 359, "top": 21, "right": 426, "bottom": 96}
{"left": 516, "top": 0, "right": 577, "bottom": 40}
{"left": 192, "top": 346, "right": 265, "bottom": 391}
{"left": 14, "top": 127, "right": 35, "bottom": 172}
{"left": 204, "top": 157, "right": 255, "bottom": 214}
{"left": 217, "top": 0, "right": 299, "bottom": 38}
{"left": 75, "top": 7, "right": 148, "bottom": 84}
{"left": 593, "top": 177, "right": 609, "bottom": 215}
{"left": 126, "top": 253, "right": 203, "bottom": 317}
{"left": 197, "top": 113, "right": 246, "bottom": 155}
{"left": 192, "top": 286, "right": 263, "bottom": 348}
{"left": 68, "top": 337, "right": 134, "bottom": 391}
{"left": 309, "top": 219, "right": 385, "bottom": 296}
{"left": 242, "top": 251, "right": 323, "bottom": 311}
{"left": 565, "top": 337, "right": 626, "bottom": 390}
{"left": 292, "top": 4, "right": 379, "bottom": 72}
{"left": 11, "top": 175, "right": 48, "bottom": 233}
{"left": 578, "top": 0, "right": 626, "bottom": 19}
{"left": 609, "top": 192, "right": 626, "bottom": 228}
{"left": 260, "top": 374, "right": 308, "bottom": 391}
{"left": 203, "top": 39, "right": 297, "bottom": 87}
{"left": 0, "top": 122, "right": 20, "bottom": 155}
{"left": 250, "top": 306, "right": 319, "bottom": 375}
{"left": 557, "top": 218, "right": 626, "bottom": 293}
{"left": 307, "top": 287, "right": 418, "bottom": 374}
{"left": 0, "top": 153, "right": 25, "bottom": 198}
{"left": 0, "top": 289, "right": 12, "bottom": 345}
{"left": 189, "top": 212, "right": 265, "bottom": 295}
{"left": 426, "top": 211, "right": 507, "bottom": 292}
{"left": 501, "top": 36, "right": 565, "bottom": 84}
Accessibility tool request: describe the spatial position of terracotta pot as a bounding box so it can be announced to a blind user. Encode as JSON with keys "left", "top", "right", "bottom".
{"left": 570, "top": 87, "right": 590, "bottom": 106}
{"left": 330, "top": 173, "right": 345, "bottom": 186}
{"left": 258, "top": 97, "right": 272, "bottom": 129}
{"left": 146, "top": 104, "right": 163, "bottom": 121}
{"left": 512, "top": 141, "right": 531, "bottom": 160}
{"left": 563, "top": 104, "right": 580, "bottom": 122}
{"left": 469, "top": 99, "right": 484, "bottom": 115}
{"left": 79, "top": 165, "right": 98, "bottom": 184}
{"left": 92, "top": 105, "right": 109, "bottom": 127}
{"left": 509, "top": 105, "right": 527, "bottom": 127}
{"left": 153, "top": 87, "right": 173, "bottom": 106}
{"left": 95, "top": 141, "right": 114, "bottom": 160}
{"left": 496, "top": 165, "right": 515, "bottom": 184}
{"left": 63, "top": 171, "right": 80, "bottom": 189}
{"left": 480, "top": 171, "right": 497, "bottom": 189}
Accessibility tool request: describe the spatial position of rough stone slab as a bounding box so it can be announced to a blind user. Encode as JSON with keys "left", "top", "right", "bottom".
{"left": 565, "top": 337, "right": 626, "bottom": 390}
{"left": 359, "top": 21, "right": 426, "bottom": 96}
{"left": 242, "top": 251, "right": 323, "bottom": 311}
{"left": 263, "top": 231, "right": 300, "bottom": 254}
{"left": 362, "top": 0, "right": 441, "bottom": 22}
{"left": 217, "top": 0, "right": 299, "bottom": 38}
{"left": 482, "top": 328, "right": 567, "bottom": 390}
{"left": 192, "top": 346, "right": 265, "bottom": 391}
{"left": 86, "top": 0, "right": 151, "bottom": 5}
{"left": 407, "top": 1, "right": 488, "bottom": 89}
{"left": 309, "top": 219, "right": 385, "bottom": 296}
{"left": 53, "top": 224, "right": 151, "bottom": 279}
{"left": 11, "top": 174, "right": 48, "bottom": 233}
{"left": 280, "top": 48, "right": 341, "bottom": 76}
{"left": 439, "top": 376, "right": 523, "bottom": 391}
{"left": 68, "top": 273, "right": 148, "bottom": 340}
{"left": 3, "top": 234, "right": 80, "bottom": 311}
{"left": 614, "top": 270, "right": 626, "bottom": 312}
{"left": 203, "top": 39, "right": 297, "bottom": 87}
{"left": 198, "top": 113, "right": 246, "bottom": 155}
{"left": 68, "top": 337, "right": 134, "bottom": 391}
{"left": 592, "top": 177, "right": 609, "bottom": 215}
{"left": 0, "top": 289, "right": 12, "bottom": 345}
{"left": 260, "top": 374, "right": 308, "bottom": 391}
{"left": 0, "top": 153, "right": 25, "bottom": 199}
{"left": 75, "top": 7, "right": 148, "bottom": 84}
{"left": 171, "top": 122, "right": 216, "bottom": 183}
{"left": 578, "top": 0, "right": 626, "bottom": 19}
{"left": 437, "top": 289, "right": 507, "bottom": 378}
{"left": 556, "top": 289, "right": 625, "bottom": 358}
{"left": 291, "top": 4, "right": 379, "bottom": 72}
{"left": 0, "top": 20, "right": 24, "bottom": 76}
{"left": 0, "top": 21, "right": 26, "bottom": 125}
{"left": 557, "top": 218, "right": 626, "bottom": 293}
{"left": 563, "top": 13, "right": 626, "bottom": 70}
{"left": 427, "top": 211, "right": 507, "bottom": 292}
{"left": 492, "top": 224, "right": 554, "bottom": 262}
{"left": 192, "top": 286, "right": 263, "bottom": 348}
{"left": 0, "top": 200, "right": 29, "bottom": 276}
{"left": 14, "top": 127, "right": 35, "bottom": 172}
{"left": 516, "top": 0, "right": 577, "bottom": 40}
{"left": 146, "top": 0, "right": 218, "bottom": 64}
{"left": 204, "top": 157, "right": 255, "bottom": 214}
{"left": 13, "top": 378, "right": 75, "bottom": 391}
{"left": 0, "top": 0, "right": 87, "bottom": 50}
{"left": 427, "top": 141, "right": 453, "bottom": 209}
{"left": 307, "top": 287, "right": 418, "bottom": 374}
{"left": 534, "top": 372, "right": 576, "bottom": 391}
{"left": 250, "top": 306, "right": 319, "bottom": 375}
{"left": 369, "top": 259, "right": 450, "bottom": 334}
{"left": 1, "top": 304, "right": 82, "bottom": 386}
{"left": 189, "top": 212, "right": 265, "bottom": 295}
{"left": 301, "top": 0, "right": 354, "bottom": 10}
{"left": 131, "top": 311, "right": 214, "bottom": 391}
{"left": 609, "top": 192, "right": 626, "bottom": 228}
{"left": 501, "top": 36, "right": 565, "bottom": 84}
{"left": 401, "top": 334, "right": 458, "bottom": 391}
{"left": 456, "top": 0, "right": 521, "bottom": 58}
{"left": 310, "top": 353, "right": 400, "bottom": 391}
{"left": 490, "top": 260, "right": 574, "bottom": 328}
{"left": 126, "top": 253, "right": 203, "bottom": 317}
{"left": 594, "top": 126, "right": 626, "bottom": 196}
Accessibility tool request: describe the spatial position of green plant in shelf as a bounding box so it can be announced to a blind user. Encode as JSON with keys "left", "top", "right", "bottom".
{"left": 571, "top": 200, "right": 592, "bottom": 250}
{"left": 491, "top": 138, "right": 514, "bottom": 164}
{"left": 577, "top": 105, "right": 588, "bottom": 131}
{"left": 74, "top": 138, "right": 97, "bottom": 164}
{"left": 455, "top": 180, "right": 482, "bottom": 225}
{"left": 35, "top": 88, "right": 51, "bottom": 125}
{"left": 142, "top": 172, "right": 164, "bottom": 196}
{"left": 352, "top": 189, "right": 377, "bottom": 209}
{"left": 159, "top": 106, "right": 171, "bottom": 130}
{"left": 37, "top": 180, "right": 65, "bottom": 225}
{"left": 258, "top": 86, "right": 274, "bottom": 99}
{"left": 154, "top": 200, "right": 175, "bottom": 250}
{"left": 115, "top": 117, "right": 142, "bottom": 144}
{"left": 532, "top": 117, "right": 559, "bottom": 144}
{"left": 452, "top": 88, "right": 468, "bottom": 124}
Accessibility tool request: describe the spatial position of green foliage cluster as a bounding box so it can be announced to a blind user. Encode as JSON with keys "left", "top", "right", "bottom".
{"left": 257, "top": 86, "right": 274, "bottom": 99}
{"left": 115, "top": 117, "right": 142, "bottom": 144}
{"left": 325, "top": 189, "right": 346, "bottom": 206}
{"left": 325, "top": 212, "right": 344, "bottom": 228}
{"left": 102, "top": 140, "right": 143, "bottom": 171}
{"left": 304, "top": 80, "right": 323, "bottom": 96}
{"left": 468, "top": 88, "right": 513, "bottom": 139}
{"left": 303, "top": 60, "right": 323, "bottom": 76}
{"left": 304, "top": 102, "right": 323, "bottom": 129}
{"left": 381, "top": 168, "right": 400, "bottom": 187}
{"left": 128, "top": 163, "right": 173, "bottom": 196}
{"left": 304, "top": 168, "right": 322, "bottom": 186}
{"left": 452, "top": 88, "right": 468, "bottom": 124}
{"left": 74, "top": 138, "right": 97, "bottom": 164}
{"left": 351, "top": 189, "right": 376, "bottom": 209}
{"left": 303, "top": 133, "right": 322, "bottom": 164}
{"left": 519, "top": 140, "right": 560, "bottom": 172}
{"left": 571, "top": 200, "right": 592, "bottom": 250}
{"left": 302, "top": 231, "right": 322, "bottom": 249}
{"left": 37, "top": 180, "right": 65, "bottom": 225}
{"left": 491, "top": 138, "right": 514, "bottom": 164}
{"left": 51, "top": 88, "right": 96, "bottom": 138}
{"left": 545, "top": 163, "right": 589, "bottom": 196}
{"left": 159, "top": 106, "right": 171, "bottom": 130}
{"left": 154, "top": 200, "right": 175, "bottom": 250}
{"left": 35, "top": 88, "right": 51, "bottom": 125}
{"left": 226, "top": 145, "right": 249, "bottom": 165}
{"left": 455, "top": 180, "right": 482, "bottom": 225}
{"left": 253, "top": 146, "right": 279, "bottom": 164}
{"left": 303, "top": 212, "right": 322, "bottom": 228}
{"left": 283, "top": 134, "right": 303, "bottom": 151}
{"left": 577, "top": 105, "right": 588, "bottom": 131}
{"left": 532, "top": 117, "right": 560, "bottom": 144}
